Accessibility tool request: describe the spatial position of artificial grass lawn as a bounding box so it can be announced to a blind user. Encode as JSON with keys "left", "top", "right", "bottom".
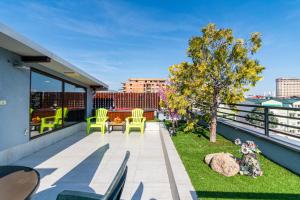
{"left": 171, "top": 128, "right": 300, "bottom": 200}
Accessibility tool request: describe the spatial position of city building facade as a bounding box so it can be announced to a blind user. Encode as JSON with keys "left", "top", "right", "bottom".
{"left": 122, "top": 78, "right": 166, "bottom": 93}
{"left": 276, "top": 77, "right": 300, "bottom": 98}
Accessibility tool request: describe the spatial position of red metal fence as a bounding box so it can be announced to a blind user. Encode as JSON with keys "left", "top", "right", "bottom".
{"left": 93, "top": 92, "right": 160, "bottom": 110}
{"left": 31, "top": 92, "right": 85, "bottom": 109}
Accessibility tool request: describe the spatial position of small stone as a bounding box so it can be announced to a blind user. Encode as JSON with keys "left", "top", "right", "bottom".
{"left": 204, "top": 152, "right": 233, "bottom": 165}
{"left": 210, "top": 154, "right": 240, "bottom": 177}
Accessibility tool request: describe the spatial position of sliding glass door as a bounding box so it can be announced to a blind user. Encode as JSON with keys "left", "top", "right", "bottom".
{"left": 30, "top": 70, "right": 86, "bottom": 139}
{"left": 63, "top": 83, "right": 86, "bottom": 126}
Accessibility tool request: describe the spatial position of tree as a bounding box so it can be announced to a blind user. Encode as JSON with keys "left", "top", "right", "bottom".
{"left": 246, "top": 107, "right": 278, "bottom": 129}
{"left": 168, "top": 23, "right": 264, "bottom": 142}
{"left": 159, "top": 82, "right": 180, "bottom": 134}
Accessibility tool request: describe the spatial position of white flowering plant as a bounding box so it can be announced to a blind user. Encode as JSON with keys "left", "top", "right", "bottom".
{"left": 235, "top": 139, "right": 261, "bottom": 155}
{"left": 234, "top": 138, "right": 263, "bottom": 177}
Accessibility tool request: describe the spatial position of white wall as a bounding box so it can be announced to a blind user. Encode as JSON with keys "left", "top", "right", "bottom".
{"left": 0, "top": 47, "right": 30, "bottom": 151}
{"left": 0, "top": 123, "right": 85, "bottom": 165}
{"left": 0, "top": 47, "right": 95, "bottom": 152}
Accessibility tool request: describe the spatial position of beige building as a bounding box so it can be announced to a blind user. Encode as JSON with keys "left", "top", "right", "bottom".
{"left": 276, "top": 78, "right": 300, "bottom": 98}
{"left": 122, "top": 78, "right": 166, "bottom": 93}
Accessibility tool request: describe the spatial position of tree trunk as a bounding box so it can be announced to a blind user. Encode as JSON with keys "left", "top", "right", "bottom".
{"left": 210, "top": 114, "right": 217, "bottom": 142}
{"left": 210, "top": 90, "right": 219, "bottom": 143}
{"left": 171, "top": 120, "right": 176, "bottom": 135}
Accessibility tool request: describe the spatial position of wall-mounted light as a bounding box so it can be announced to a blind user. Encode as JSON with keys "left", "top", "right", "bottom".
{"left": 13, "top": 61, "right": 30, "bottom": 70}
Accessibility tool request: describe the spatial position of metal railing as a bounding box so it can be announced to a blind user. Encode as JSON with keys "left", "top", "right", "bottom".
{"left": 216, "top": 103, "right": 300, "bottom": 140}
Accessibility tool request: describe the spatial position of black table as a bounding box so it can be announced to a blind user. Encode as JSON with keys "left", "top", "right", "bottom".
{"left": 0, "top": 166, "right": 40, "bottom": 200}
{"left": 108, "top": 122, "right": 126, "bottom": 133}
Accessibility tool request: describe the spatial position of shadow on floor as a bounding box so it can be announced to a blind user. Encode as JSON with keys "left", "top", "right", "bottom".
{"left": 33, "top": 144, "right": 109, "bottom": 199}
{"left": 131, "top": 182, "right": 143, "bottom": 200}
{"left": 15, "top": 132, "right": 87, "bottom": 168}
{"left": 53, "top": 143, "right": 109, "bottom": 186}
{"left": 196, "top": 191, "right": 300, "bottom": 200}
{"left": 35, "top": 168, "right": 57, "bottom": 179}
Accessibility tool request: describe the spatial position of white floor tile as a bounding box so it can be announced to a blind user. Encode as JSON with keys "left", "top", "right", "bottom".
{"left": 15, "top": 127, "right": 173, "bottom": 200}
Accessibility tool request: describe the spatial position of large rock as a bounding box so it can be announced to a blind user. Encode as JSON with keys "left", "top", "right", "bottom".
{"left": 210, "top": 154, "right": 240, "bottom": 177}
{"left": 204, "top": 152, "right": 233, "bottom": 165}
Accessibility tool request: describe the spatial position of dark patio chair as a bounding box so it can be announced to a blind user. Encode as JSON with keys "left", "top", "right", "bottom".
{"left": 56, "top": 151, "right": 130, "bottom": 200}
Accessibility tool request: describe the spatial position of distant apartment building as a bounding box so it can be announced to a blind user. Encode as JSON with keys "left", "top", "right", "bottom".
{"left": 276, "top": 78, "right": 300, "bottom": 98}
{"left": 122, "top": 78, "right": 166, "bottom": 93}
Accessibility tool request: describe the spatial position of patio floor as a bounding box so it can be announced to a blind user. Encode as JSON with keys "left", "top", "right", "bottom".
{"left": 14, "top": 123, "right": 173, "bottom": 200}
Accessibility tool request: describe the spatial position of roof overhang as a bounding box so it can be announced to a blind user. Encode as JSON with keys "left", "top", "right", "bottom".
{"left": 0, "top": 23, "right": 108, "bottom": 89}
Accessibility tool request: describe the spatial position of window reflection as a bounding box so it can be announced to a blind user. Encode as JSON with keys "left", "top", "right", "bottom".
{"left": 64, "top": 83, "right": 86, "bottom": 126}
{"left": 30, "top": 71, "right": 86, "bottom": 138}
{"left": 30, "top": 72, "right": 63, "bottom": 137}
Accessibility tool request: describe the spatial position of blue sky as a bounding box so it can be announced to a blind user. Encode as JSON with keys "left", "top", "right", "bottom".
{"left": 0, "top": 0, "right": 300, "bottom": 94}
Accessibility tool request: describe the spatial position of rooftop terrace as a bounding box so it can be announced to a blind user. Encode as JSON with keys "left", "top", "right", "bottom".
{"left": 14, "top": 122, "right": 196, "bottom": 200}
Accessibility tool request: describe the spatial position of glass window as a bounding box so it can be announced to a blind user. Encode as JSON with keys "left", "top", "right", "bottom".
{"left": 30, "top": 71, "right": 87, "bottom": 139}
{"left": 30, "top": 72, "right": 63, "bottom": 137}
{"left": 63, "top": 83, "right": 86, "bottom": 126}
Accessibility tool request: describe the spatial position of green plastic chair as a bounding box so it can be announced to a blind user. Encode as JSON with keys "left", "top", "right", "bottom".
{"left": 40, "top": 107, "right": 68, "bottom": 133}
{"left": 125, "top": 109, "right": 146, "bottom": 134}
{"left": 86, "top": 108, "right": 108, "bottom": 135}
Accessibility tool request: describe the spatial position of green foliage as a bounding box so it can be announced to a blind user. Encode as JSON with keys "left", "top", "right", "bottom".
{"left": 164, "top": 120, "right": 173, "bottom": 130}
{"left": 246, "top": 107, "right": 278, "bottom": 129}
{"left": 164, "top": 120, "right": 201, "bottom": 134}
{"left": 167, "top": 23, "right": 265, "bottom": 142}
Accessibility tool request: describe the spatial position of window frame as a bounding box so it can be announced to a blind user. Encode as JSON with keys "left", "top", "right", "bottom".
{"left": 29, "top": 68, "right": 87, "bottom": 140}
